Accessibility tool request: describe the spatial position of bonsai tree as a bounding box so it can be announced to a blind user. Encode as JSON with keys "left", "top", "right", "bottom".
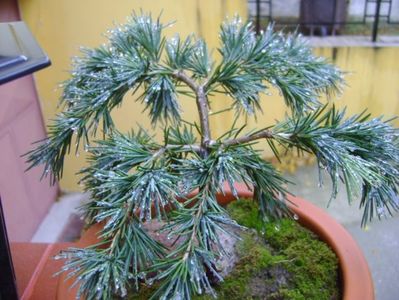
{"left": 26, "top": 12, "right": 399, "bottom": 300}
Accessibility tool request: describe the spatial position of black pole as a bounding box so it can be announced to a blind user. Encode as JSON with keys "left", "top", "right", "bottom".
{"left": 0, "top": 196, "right": 19, "bottom": 300}
{"left": 372, "top": 0, "right": 382, "bottom": 42}
{"left": 269, "top": 0, "right": 273, "bottom": 24}
{"left": 256, "top": 0, "right": 261, "bottom": 34}
{"left": 331, "top": 0, "right": 337, "bottom": 35}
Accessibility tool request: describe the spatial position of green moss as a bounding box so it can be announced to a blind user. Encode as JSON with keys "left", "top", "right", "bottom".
{"left": 126, "top": 199, "right": 340, "bottom": 299}
{"left": 126, "top": 283, "right": 158, "bottom": 300}
{"left": 226, "top": 198, "right": 266, "bottom": 232}
{"left": 226, "top": 199, "right": 340, "bottom": 300}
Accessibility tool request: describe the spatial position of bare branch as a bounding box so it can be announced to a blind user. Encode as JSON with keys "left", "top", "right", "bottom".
{"left": 165, "top": 144, "right": 203, "bottom": 153}
{"left": 196, "top": 86, "right": 211, "bottom": 149}
{"left": 222, "top": 129, "right": 274, "bottom": 147}
{"left": 173, "top": 70, "right": 198, "bottom": 92}
{"left": 150, "top": 144, "right": 203, "bottom": 161}
{"left": 172, "top": 70, "right": 211, "bottom": 152}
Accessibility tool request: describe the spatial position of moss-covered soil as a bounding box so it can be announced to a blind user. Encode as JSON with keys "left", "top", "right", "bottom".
{"left": 126, "top": 199, "right": 340, "bottom": 300}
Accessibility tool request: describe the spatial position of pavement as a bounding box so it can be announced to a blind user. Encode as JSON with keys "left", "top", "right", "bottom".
{"left": 32, "top": 165, "right": 399, "bottom": 300}
{"left": 31, "top": 192, "right": 88, "bottom": 243}
{"left": 305, "top": 35, "right": 399, "bottom": 48}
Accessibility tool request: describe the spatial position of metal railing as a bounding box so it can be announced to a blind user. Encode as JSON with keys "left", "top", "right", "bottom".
{"left": 248, "top": 0, "right": 399, "bottom": 42}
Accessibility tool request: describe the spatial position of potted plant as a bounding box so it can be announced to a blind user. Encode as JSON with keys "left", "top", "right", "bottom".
{"left": 26, "top": 12, "right": 398, "bottom": 299}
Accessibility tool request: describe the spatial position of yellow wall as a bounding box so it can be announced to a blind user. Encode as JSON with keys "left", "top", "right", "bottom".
{"left": 19, "top": 1, "right": 399, "bottom": 191}
{"left": 314, "top": 47, "right": 399, "bottom": 118}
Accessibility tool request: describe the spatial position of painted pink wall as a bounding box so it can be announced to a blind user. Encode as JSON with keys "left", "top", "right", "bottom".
{"left": 0, "top": 75, "right": 59, "bottom": 241}
{"left": 0, "top": 0, "right": 20, "bottom": 21}
{"left": 0, "top": 0, "right": 59, "bottom": 242}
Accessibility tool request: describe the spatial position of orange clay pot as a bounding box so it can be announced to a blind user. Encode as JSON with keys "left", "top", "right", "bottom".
{"left": 57, "top": 183, "right": 374, "bottom": 300}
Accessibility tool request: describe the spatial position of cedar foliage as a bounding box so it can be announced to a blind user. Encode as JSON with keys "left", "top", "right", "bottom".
{"left": 26, "top": 12, "right": 398, "bottom": 300}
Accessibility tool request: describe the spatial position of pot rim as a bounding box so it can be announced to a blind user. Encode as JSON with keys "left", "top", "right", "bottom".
{"left": 215, "top": 183, "right": 374, "bottom": 300}
{"left": 57, "top": 183, "right": 374, "bottom": 300}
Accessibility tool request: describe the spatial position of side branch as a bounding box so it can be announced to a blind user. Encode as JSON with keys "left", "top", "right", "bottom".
{"left": 151, "top": 144, "right": 203, "bottom": 160}
{"left": 222, "top": 129, "right": 274, "bottom": 147}
{"left": 173, "top": 70, "right": 198, "bottom": 92}
{"left": 182, "top": 185, "right": 210, "bottom": 260}
{"left": 165, "top": 144, "right": 203, "bottom": 153}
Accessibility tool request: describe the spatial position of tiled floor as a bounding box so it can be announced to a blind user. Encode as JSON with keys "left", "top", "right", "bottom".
{"left": 33, "top": 165, "right": 399, "bottom": 299}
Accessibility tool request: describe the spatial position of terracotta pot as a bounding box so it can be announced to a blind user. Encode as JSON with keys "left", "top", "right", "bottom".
{"left": 57, "top": 183, "right": 374, "bottom": 300}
